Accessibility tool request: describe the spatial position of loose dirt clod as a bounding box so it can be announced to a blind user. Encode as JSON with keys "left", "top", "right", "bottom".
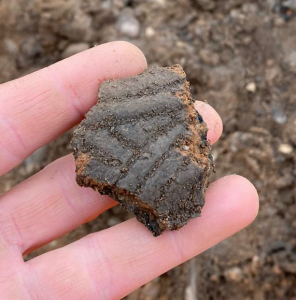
{"left": 71, "top": 65, "right": 213, "bottom": 236}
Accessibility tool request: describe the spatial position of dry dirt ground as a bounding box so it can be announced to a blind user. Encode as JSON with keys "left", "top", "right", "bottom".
{"left": 1, "top": 0, "right": 296, "bottom": 299}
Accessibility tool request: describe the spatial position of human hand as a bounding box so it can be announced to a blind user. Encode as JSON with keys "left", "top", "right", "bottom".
{"left": 0, "top": 41, "right": 259, "bottom": 300}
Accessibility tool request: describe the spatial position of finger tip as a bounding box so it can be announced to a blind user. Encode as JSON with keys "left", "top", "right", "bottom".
{"left": 194, "top": 101, "right": 223, "bottom": 144}
{"left": 208, "top": 174, "right": 259, "bottom": 228}
{"left": 227, "top": 174, "right": 259, "bottom": 224}
{"left": 110, "top": 41, "right": 148, "bottom": 73}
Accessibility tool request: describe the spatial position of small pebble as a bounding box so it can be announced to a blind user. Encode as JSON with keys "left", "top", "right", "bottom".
{"left": 117, "top": 14, "right": 140, "bottom": 38}
{"left": 285, "top": 51, "right": 296, "bottom": 70}
{"left": 3, "top": 182, "right": 13, "bottom": 193}
{"left": 49, "top": 240, "right": 58, "bottom": 248}
{"left": 272, "top": 265, "right": 282, "bottom": 275}
{"left": 153, "top": 0, "right": 166, "bottom": 7}
{"left": 272, "top": 107, "right": 287, "bottom": 124}
{"left": 195, "top": 0, "right": 216, "bottom": 11}
{"left": 246, "top": 82, "right": 256, "bottom": 93}
{"left": 210, "top": 274, "right": 219, "bottom": 282}
{"left": 242, "top": 36, "right": 252, "bottom": 45}
{"left": 278, "top": 143, "right": 293, "bottom": 154}
{"left": 199, "top": 49, "right": 220, "bottom": 66}
{"left": 251, "top": 255, "right": 261, "bottom": 274}
{"left": 107, "top": 217, "right": 121, "bottom": 227}
{"left": 267, "top": 59, "right": 276, "bottom": 67}
{"left": 185, "top": 285, "right": 196, "bottom": 300}
{"left": 22, "top": 37, "right": 40, "bottom": 58}
{"left": 184, "top": 146, "right": 190, "bottom": 151}
{"left": 224, "top": 267, "right": 243, "bottom": 282}
{"left": 177, "top": 41, "right": 186, "bottom": 48}
{"left": 4, "top": 38, "right": 19, "bottom": 55}
{"left": 274, "top": 17, "right": 285, "bottom": 27}
{"left": 101, "top": 0, "right": 112, "bottom": 10}
{"left": 62, "top": 43, "right": 90, "bottom": 59}
{"left": 145, "top": 26, "right": 155, "bottom": 38}
{"left": 211, "top": 149, "right": 219, "bottom": 161}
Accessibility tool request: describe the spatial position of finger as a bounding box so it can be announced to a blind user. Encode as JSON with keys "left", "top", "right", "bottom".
{"left": 0, "top": 102, "right": 222, "bottom": 254}
{"left": 194, "top": 101, "right": 223, "bottom": 144}
{"left": 0, "top": 155, "right": 116, "bottom": 254}
{"left": 27, "top": 175, "right": 259, "bottom": 300}
{"left": 0, "top": 41, "right": 147, "bottom": 176}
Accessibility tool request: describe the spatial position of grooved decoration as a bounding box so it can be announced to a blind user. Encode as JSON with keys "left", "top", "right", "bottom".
{"left": 71, "top": 65, "right": 213, "bottom": 236}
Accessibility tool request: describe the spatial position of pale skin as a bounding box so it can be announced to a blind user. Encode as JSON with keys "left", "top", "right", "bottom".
{"left": 0, "top": 41, "right": 259, "bottom": 300}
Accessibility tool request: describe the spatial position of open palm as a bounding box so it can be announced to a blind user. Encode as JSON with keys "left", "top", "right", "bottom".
{"left": 0, "top": 41, "right": 259, "bottom": 300}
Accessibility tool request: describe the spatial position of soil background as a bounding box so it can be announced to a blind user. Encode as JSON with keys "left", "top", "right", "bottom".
{"left": 1, "top": 0, "right": 296, "bottom": 299}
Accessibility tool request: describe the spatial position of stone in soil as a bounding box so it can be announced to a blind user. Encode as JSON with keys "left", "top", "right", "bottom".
{"left": 71, "top": 65, "right": 213, "bottom": 236}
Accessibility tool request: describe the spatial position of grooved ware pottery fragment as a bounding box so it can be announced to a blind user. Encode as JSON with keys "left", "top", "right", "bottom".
{"left": 71, "top": 65, "right": 213, "bottom": 236}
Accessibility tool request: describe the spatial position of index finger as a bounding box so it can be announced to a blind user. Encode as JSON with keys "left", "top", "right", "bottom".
{"left": 0, "top": 41, "right": 147, "bottom": 176}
